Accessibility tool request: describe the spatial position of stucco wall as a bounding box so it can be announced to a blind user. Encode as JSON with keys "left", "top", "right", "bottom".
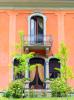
{"left": 0, "top": 12, "right": 9, "bottom": 90}
{"left": 0, "top": 10, "right": 74, "bottom": 90}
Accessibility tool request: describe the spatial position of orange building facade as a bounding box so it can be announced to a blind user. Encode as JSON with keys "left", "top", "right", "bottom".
{"left": 0, "top": 0, "right": 74, "bottom": 91}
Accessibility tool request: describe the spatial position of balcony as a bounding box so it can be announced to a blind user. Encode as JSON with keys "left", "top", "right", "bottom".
{"left": 24, "top": 35, "right": 53, "bottom": 50}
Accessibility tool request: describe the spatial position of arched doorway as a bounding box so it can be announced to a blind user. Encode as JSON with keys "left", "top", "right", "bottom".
{"left": 29, "top": 57, "right": 45, "bottom": 89}
{"left": 49, "top": 57, "right": 60, "bottom": 78}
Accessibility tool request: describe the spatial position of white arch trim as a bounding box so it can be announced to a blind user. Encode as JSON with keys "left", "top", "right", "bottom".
{"left": 28, "top": 12, "right": 47, "bottom": 45}
{"left": 48, "top": 56, "right": 56, "bottom": 61}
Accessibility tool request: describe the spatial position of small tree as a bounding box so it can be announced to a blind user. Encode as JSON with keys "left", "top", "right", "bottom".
{"left": 50, "top": 42, "right": 73, "bottom": 97}
{"left": 5, "top": 31, "right": 36, "bottom": 98}
{"left": 13, "top": 31, "right": 35, "bottom": 79}
{"left": 14, "top": 52, "right": 35, "bottom": 79}
{"left": 55, "top": 42, "right": 74, "bottom": 80}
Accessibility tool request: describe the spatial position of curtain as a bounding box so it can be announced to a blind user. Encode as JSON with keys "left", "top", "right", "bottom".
{"left": 30, "top": 64, "right": 44, "bottom": 82}
{"left": 30, "top": 67, "right": 36, "bottom": 82}
{"left": 38, "top": 64, "right": 44, "bottom": 82}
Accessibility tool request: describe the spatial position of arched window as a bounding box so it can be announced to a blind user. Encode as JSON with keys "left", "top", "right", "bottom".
{"left": 13, "top": 58, "right": 24, "bottom": 80}
{"left": 49, "top": 58, "right": 60, "bottom": 78}
{"left": 28, "top": 13, "right": 46, "bottom": 45}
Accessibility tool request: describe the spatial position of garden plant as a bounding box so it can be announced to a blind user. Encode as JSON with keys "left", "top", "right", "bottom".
{"left": 50, "top": 43, "right": 73, "bottom": 97}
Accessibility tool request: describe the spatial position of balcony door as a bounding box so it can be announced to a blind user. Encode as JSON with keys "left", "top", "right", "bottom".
{"left": 30, "top": 16, "right": 44, "bottom": 44}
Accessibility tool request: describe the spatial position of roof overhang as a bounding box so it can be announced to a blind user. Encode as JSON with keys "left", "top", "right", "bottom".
{"left": 0, "top": 1, "right": 74, "bottom": 9}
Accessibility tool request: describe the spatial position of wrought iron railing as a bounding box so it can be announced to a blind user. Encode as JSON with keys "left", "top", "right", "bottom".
{"left": 24, "top": 35, "right": 53, "bottom": 47}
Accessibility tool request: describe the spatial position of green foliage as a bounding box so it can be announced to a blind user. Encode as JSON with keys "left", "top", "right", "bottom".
{"left": 55, "top": 42, "right": 74, "bottom": 80}
{"left": 7, "top": 31, "right": 36, "bottom": 98}
{"left": 50, "top": 78, "right": 71, "bottom": 97}
{"left": 50, "top": 42, "right": 73, "bottom": 97}
{"left": 14, "top": 52, "right": 35, "bottom": 77}
{"left": 13, "top": 31, "right": 35, "bottom": 78}
{"left": 19, "top": 31, "right": 24, "bottom": 50}
{"left": 4, "top": 79, "right": 25, "bottom": 98}
{"left": 29, "top": 90, "right": 35, "bottom": 97}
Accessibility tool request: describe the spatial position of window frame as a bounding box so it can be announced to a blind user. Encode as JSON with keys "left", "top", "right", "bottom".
{"left": 28, "top": 13, "right": 47, "bottom": 45}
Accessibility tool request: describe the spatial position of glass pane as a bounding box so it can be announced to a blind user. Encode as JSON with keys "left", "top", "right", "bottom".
{"left": 30, "top": 16, "right": 44, "bottom": 44}
{"left": 30, "top": 19, "right": 35, "bottom": 44}
{"left": 38, "top": 17, "right": 43, "bottom": 43}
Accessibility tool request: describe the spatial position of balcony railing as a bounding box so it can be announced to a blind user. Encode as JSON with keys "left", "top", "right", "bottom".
{"left": 24, "top": 35, "right": 53, "bottom": 48}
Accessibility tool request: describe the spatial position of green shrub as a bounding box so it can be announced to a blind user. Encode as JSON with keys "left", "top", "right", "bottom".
{"left": 50, "top": 43, "right": 73, "bottom": 97}
{"left": 3, "top": 90, "right": 12, "bottom": 97}
{"left": 4, "top": 79, "right": 24, "bottom": 98}
{"left": 50, "top": 78, "right": 71, "bottom": 97}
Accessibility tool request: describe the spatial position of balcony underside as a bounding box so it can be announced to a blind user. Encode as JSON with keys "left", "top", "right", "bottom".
{"left": 24, "top": 44, "right": 51, "bottom": 50}
{"left": 24, "top": 35, "right": 53, "bottom": 50}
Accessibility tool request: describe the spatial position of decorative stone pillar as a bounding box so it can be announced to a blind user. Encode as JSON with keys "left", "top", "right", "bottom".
{"left": 25, "top": 58, "right": 30, "bottom": 89}
{"left": 45, "top": 59, "right": 50, "bottom": 89}
{"left": 45, "top": 59, "right": 49, "bottom": 79}
{"left": 25, "top": 48, "right": 29, "bottom": 80}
